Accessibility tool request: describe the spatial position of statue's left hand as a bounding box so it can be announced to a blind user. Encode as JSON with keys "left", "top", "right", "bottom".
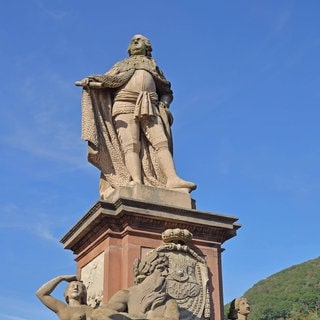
{"left": 158, "top": 102, "right": 174, "bottom": 126}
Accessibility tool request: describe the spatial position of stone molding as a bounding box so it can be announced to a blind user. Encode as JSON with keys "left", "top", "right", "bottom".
{"left": 61, "top": 196, "right": 240, "bottom": 255}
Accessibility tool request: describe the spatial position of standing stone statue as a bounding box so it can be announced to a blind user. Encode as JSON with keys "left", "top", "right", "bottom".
{"left": 76, "top": 34, "right": 196, "bottom": 199}
{"left": 36, "top": 275, "right": 93, "bottom": 320}
{"left": 227, "top": 297, "right": 250, "bottom": 320}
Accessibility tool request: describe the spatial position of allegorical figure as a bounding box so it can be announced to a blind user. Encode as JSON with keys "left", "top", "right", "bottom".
{"left": 76, "top": 34, "right": 196, "bottom": 199}
{"left": 90, "top": 251, "right": 179, "bottom": 320}
{"left": 36, "top": 275, "right": 93, "bottom": 320}
{"left": 227, "top": 297, "right": 250, "bottom": 320}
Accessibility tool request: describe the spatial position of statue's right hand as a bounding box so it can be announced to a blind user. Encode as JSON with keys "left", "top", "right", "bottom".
{"left": 75, "top": 78, "right": 103, "bottom": 88}
{"left": 62, "top": 275, "right": 78, "bottom": 282}
{"left": 75, "top": 78, "right": 90, "bottom": 87}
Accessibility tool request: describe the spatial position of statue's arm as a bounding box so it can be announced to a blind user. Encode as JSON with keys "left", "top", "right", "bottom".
{"left": 146, "top": 299, "right": 179, "bottom": 320}
{"left": 163, "top": 299, "right": 180, "bottom": 320}
{"left": 75, "top": 61, "right": 122, "bottom": 88}
{"left": 159, "top": 94, "right": 173, "bottom": 108}
{"left": 36, "top": 275, "right": 77, "bottom": 313}
{"left": 75, "top": 77, "right": 104, "bottom": 88}
{"left": 155, "top": 64, "right": 173, "bottom": 107}
{"left": 104, "top": 289, "right": 129, "bottom": 312}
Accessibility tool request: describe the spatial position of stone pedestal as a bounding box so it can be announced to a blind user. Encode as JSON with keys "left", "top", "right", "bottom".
{"left": 61, "top": 185, "right": 240, "bottom": 319}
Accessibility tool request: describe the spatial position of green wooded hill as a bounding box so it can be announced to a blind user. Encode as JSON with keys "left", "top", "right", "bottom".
{"left": 224, "top": 257, "right": 320, "bottom": 320}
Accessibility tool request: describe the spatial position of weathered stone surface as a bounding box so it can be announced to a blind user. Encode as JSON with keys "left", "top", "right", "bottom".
{"left": 156, "top": 230, "right": 211, "bottom": 320}
{"left": 81, "top": 252, "right": 104, "bottom": 308}
{"left": 107, "top": 184, "right": 196, "bottom": 209}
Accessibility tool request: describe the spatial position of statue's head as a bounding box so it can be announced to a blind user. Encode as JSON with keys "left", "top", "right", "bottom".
{"left": 132, "top": 251, "right": 170, "bottom": 313}
{"left": 227, "top": 297, "right": 250, "bottom": 319}
{"left": 133, "top": 251, "right": 168, "bottom": 285}
{"left": 64, "top": 280, "right": 87, "bottom": 305}
{"left": 128, "top": 34, "right": 152, "bottom": 57}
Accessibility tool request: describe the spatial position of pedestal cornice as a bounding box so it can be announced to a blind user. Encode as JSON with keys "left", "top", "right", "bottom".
{"left": 61, "top": 194, "right": 240, "bottom": 255}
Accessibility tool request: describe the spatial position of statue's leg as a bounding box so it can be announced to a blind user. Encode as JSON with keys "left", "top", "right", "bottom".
{"left": 114, "top": 114, "right": 142, "bottom": 184}
{"left": 156, "top": 147, "right": 196, "bottom": 190}
{"left": 143, "top": 116, "right": 196, "bottom": 191}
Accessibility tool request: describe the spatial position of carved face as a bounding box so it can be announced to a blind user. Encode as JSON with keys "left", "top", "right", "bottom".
{"left": 129, "top": 35, "right": 148, "bottom": 56}
{"left": 65, "top": 281, "right": 87, "bottom": 304}
{"left": 238, "top": 298, "right": 250, "bottom": 316}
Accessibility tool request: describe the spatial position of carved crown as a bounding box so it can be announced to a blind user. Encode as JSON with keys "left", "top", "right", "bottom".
{"left": 162, "top": 228, "right": 193, "bottom": 244}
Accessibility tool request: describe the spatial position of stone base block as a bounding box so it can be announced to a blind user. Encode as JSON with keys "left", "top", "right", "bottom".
{"left": 61, "top": 186, "right": 240, "bottom": 320}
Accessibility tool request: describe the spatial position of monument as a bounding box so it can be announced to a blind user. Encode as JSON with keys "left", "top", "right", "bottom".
{"left": 37, "top": 34, "right": 240, "bottom": 320}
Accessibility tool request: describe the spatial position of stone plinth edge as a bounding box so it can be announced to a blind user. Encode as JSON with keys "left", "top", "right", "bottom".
{"left": 108, "top": 184, "right": 196, "bottom": 209}
{"left": 60, "top": 193, "right": 240, "bottom": 254}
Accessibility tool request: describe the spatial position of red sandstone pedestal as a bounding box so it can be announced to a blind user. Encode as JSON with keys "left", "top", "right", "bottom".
{"left": 61, "top": 185, "right": 240, "bottom": 320}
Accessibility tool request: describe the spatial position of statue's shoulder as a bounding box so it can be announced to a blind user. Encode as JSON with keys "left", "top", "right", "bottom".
{"left": 105, "top": 57, "right": 133, "bottom": 75}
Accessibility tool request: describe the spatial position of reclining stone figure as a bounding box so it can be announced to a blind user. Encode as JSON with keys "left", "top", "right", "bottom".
{"left": 90, "top": 251, "right": 179, "bottom": 320}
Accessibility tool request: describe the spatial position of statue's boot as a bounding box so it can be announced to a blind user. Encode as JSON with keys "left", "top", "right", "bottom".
{"left": 125, "top": 151, "right": 142, "bottom": 184}
{"left": 156, "top": 148, "right": 196, "bottom": 191}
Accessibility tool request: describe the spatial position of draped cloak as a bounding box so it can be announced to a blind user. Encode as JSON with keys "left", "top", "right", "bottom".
{"left": 80, "top": 55, "right": 174, "bottom": 198}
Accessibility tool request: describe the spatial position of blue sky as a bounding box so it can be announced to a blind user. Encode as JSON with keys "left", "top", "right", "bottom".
{"left": 1, "top": 1, "right": 319, "bottom": 319}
